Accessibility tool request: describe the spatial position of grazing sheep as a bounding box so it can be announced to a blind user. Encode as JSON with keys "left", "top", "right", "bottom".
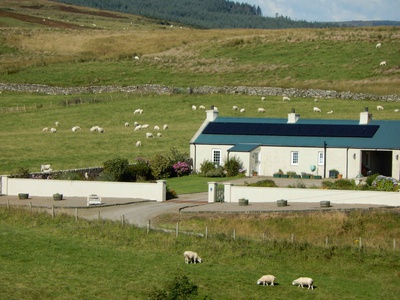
{"left": 163, "top": 124, "right": 168, "bottom": 130}
{"left": 258, "top": 108, "right": 265, "bottom": 113}
{"left": 377, "top": 105, "right": 384, "bottom": 111}
{"left": 199, "top": 105, "right": 206, "bottom": 110}
{"left": 90, "top": 126, "right": 100, "bottom": 132}
{"left": 42, "top": 127, "right": 49, "bottom": 132}
{"left": 257, "top": 275, "right": 276, "bottom": 286}
{"left": 283, "top": 96, "right": 291, "bottom": 101}
{"left": 97, "top": 127, "right": 105, "bottom": 133}
{"left": 313, "top": 107, "right": 321, "bottom": 112}
{"left": 133, "top": 109, "right": 143, "bottom": 114}
{"left": 395, "top": 109, "right": 399, "bottom": 112}
{"left": 41, "top": 164, "right": 52, "bottom": 173}
{"left": 154, "top": 125, "right": 160, "bottom": 130}
{"left": 232, "top": 105, "right": 238, "bottom": 110}
{"left": 50, "top": 128, "right": 57, "bottom": 133}
{"left": 292, "top": 277, "right": 314, "bottom": 290}
{"left": 192, "top": 105, "right": 197, "bottom": 110}
{"left": 72, "top": 126, "right": 81, "bottom": 132}
{"left": 125, "top": 122, "right": 130, "bottom": 127}
{"left": 134, "top": 55, "right": 140, "bottom": 60}
{"left": 146, "top": 132, "right": 154, "bottom": 138}
{"left": 314, "top": 98, "right": 318, "bottom": 102}
{"left": 135, "top": 141, "right": 141, "bottom": 147}
{"left": 157, "top": 132, "right": 162, "bottom": 137}
{"left": 376, "top": 42, "right": 381, "bottom": 48}
{"left": 55, "top": 121, "right": 60, "bottom": 127}
{"left": 240, "top": 108, "right": 245, "bottom": 113}
{"left": 213, "top": 106, "right": 219, "bottom": 111}
{"left": 261, "top": 96, "right": 266, "bottom": 101}
{"left": 184, "top": 251, "right": 202, "bottom": 264}
{"left": 141, "top": 124, "right": 149, "bottom": 130}
{"left": 327, "top": 110, "right": 333, "bottom": 114}
{"left": 380, "top": 61, "right": 387, "bottom": 66}
{"left": 134, "top": 121, "right": 139, "bottom": 126}
{"left": 134, "top": 125, "right": 142, "bottom": 131}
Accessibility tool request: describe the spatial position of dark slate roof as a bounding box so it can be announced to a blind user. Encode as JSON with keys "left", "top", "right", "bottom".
{"left": 192, "top": 117, "right": 400, "bottom": 150}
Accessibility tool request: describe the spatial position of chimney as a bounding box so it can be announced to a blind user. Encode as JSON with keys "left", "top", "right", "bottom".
{"left": 359, "top": 107, "right": 372, "bottom": 124}
{"left": 287, "top": 108, "right": 300, "bottom": 123}
{"left": 207, "top": 108, "right": 218, "bottom": 121}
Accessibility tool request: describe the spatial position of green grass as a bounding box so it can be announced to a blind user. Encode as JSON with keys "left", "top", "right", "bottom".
{"left": 2, "top": 92, "right": 400, "bottom": 175}
{"left": 1, "top": 206, "right": 400, "bottom": 299}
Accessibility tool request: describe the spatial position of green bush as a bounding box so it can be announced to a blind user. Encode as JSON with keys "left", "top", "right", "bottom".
{"left": 200, "top": 160, "right": 217, "bottom": 176}
{"left": 13, "top": 167, "right": 30, "bottom": 178}
{"left": 148, "top": 275, "right": 198, "bottom": 300}
{"left": 126, "top": 159, "right": 153, "bottom": 182}
{"left": 151, "top": 154, "right": 173, "bottom": 179}
{"left": 333, "top": 179, "right": 356, "bottom": 190}
{"left": 205, "top": 166, "right": 225, "bottom": 177}
{"left": 247, "top": 179, "right": 277, "bottom": 187}
{"left": 366, "top": 173, "right": 380, "bottom": 186}
{"left": 102, "top": 157, "right": 129, "bottom": 182}
{"left": 223, "top": 156, "right": 243, "bottom": 177}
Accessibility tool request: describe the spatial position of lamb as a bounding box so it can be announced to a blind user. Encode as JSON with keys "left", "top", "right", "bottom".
{"left": 135, "top": 141, "right": 141, "bottom": 147}
{"left": 199, "top": 105, "right": 206, "bottom": 110}
{"left": 240, "top": 108, "right": 245, "bottom": 113}
{"left": 395, "top": 109, "right": 399, "bottom": 112}
{"left": 163, "top": 124, "right": 168, "bottom": 130}
{"left": 327, "top": 110, "right": 333, "bottom": 114}
{"left": 257, "top": 275, "right": 276, "bottom": 286}
{"left": 261, "top": 96, "right": 266, "bottom": 101}
{"left": 192, "top": 105, "right": 197, "bottom": 110}
{"left": 376, "top": 42, "right": 381, "bottom": 48}
{"left": 380, "top": 61, "right": 387, "bottom": 66}
{"left": 157, "top": 132, "right": 162, "bottom": 137}
{"left": 146, "top": 132, "right": 154, "bottom": 138}
{"left": 55, "top": 121, "right": 60, "bottom": 127}
{"left": 154, "top": 125, "right": 160, "bottom": 130}
{"left": 133, "top": 109, "right": 143, "bottom": 114}
{"left": 258, "top": 108, "right": 265, "bottom": 113}
{"left": 97, "top": 127, "right": 105, "bottom": 133}
{"left": 183, "top": 251, "right": 202, "bottom": 264}
{"left": 72, "top": 126, "right": 81, "bottom": 132}
{"left": 134, "top": 125, "right": 142, "bottom": 131}
{"left": 50, "top": 128, "right": 57, "bottom": 133}
{"left": 141, "top": 124, "right": 149, "bottom": 130}
{"left": 42, "top": 127, "right": 49, "bottom": 132}
{"left": 292, "top": 277, "right": 314, "bottom": 290}
{"left": 313, "top": 107, "right": 321, "bottom": 113}
{"left": 377, "top": 105, "right": 384, "bottom": 111}
{"left": 125, "top": 122, "right": 130, "bottom": 127}
{"left": 283, "top": 96, "right": 291, "bottom": 101}
{"left": 232, "top": 105, "right": 238, "bottom": 110}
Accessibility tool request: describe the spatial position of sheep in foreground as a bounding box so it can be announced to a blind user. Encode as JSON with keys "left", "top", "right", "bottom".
{"left": 257, "top": 275, "right": 276, "bottom": 286}
{"left": 313, "top": 107, "right": 321, "bottom": 113}
{"left": 261, "top": 96, "right": 266, "bottom": 101}
{"left": 377, "top": 105, "right": 384, "bottom": 111}
{"left": 376, "top": 42, "right": 381, "bottom": 48}
{"left": 184, "top": 251, "right": 202, "bottom": 264}
{"left": 135, "top": 141, "right": 141, "bottom": 147}
{"left": 283, "top": 96, "right": 291, "bottom": 101}
{"left": 380, "top": 61, "right": 387, "bottom": 66}
{"left": 292, "top": 277, "right": 314, "bottom": 290}
{"left": 258, "top": 108, "right": 265, "bottom": 113}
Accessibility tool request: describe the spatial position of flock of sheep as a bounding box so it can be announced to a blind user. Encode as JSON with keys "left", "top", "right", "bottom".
{"left": 184, "top": 251, "right": 314, "bottom": 290}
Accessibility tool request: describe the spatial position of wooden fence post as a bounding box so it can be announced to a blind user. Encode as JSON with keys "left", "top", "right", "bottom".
{"left": 233, "top": 228, "right": 236, "bottom": 240}
{"left": 51, "top": 205, "right": 55, "bottom": 218}
{"left": 75, "top": 208, "right": 78, "bottom": 222}
{"left": 147, "top": 220, "right": 151, "bottom": 234}
{"left": 97, "top": 211, "right": 101, "bottom": 221}
{"left": 291, "top": 234, "right": 294, "bottom": 243}
{"left": 176, "top": 222, "right": 179, "bottom": 238}
{"left": 205, "top": 226, "right": 208, "bottom": 239}
{"left": 325, "top": 236, "right": 329, "bottom": 247}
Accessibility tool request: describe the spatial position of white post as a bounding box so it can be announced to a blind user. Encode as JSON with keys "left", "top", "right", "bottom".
{"left": 176, "top": 222, "right": 179, "bottom": 238}
{"left": 75, "top": 208, "right": 78, "bottom": 222}
{"left": 207, "top": 182, "right": 218, "bottom": 203}
{"left": 223, "top": 183, "right": 233, "bottom": 203}
{"left": 205, "top": 226, "right": 208, "bottom": 239}
{"left": 233, "top": 228, "right": 236, "bottom": 240}
{"left": 147, "top": 220, "right": 151, "bottom": 234}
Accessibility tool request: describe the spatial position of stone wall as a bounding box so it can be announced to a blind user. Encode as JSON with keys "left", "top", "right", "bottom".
{"left": 1, "top": 83, "right": 399, "bottom": 102}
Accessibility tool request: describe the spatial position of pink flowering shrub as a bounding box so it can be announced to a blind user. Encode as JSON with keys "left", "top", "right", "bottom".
{"left": 173, "top": 161, "right": 191, "bottom": 177}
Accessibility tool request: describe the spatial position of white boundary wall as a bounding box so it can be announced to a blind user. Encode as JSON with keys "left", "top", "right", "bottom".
{"left": 208, "top": 183, "right": 400, "bottom": 206}
{"left": 1, "top": 177, "right": 166, "bottom": 202}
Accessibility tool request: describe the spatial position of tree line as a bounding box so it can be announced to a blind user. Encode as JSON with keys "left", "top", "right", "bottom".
{"left": 53, "top": 0, "right": 338, "bottom": 29}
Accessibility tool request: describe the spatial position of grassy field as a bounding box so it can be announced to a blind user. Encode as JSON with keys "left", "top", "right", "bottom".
{"left": 1, "top": 206, "right": 400, "bottom": 300}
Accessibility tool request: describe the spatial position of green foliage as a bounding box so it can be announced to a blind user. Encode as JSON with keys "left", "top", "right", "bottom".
{"left": 247, "top": 179, "right": 278, "bottom": 187}
{"left": 166, "top": 185, "right": 178, "bottom": 200}
{"left": 199, "top": 160, "right": 215, "bottom": 176}
{"left": 126, "top": 159, "right": 153, "bottom": 182}
{"left": 102, "top": 157, "right": 129, "bottom": 182}
{"left": 223, "top": 156, "right": 243, "bottom": 177}
{"left": 333, "top": 179, "right": 357, "bottom": 190}
{"left": 151, "top": 154, "right": 173, "bottom": 179}
{"left": 148, "top": 275, "right": 198, "bottom": 300}
{"left": 13, "top": 167, "right": 30, "bottom": 178}
{"left": 366, "top": 173, "right": 380, "bottom": 186}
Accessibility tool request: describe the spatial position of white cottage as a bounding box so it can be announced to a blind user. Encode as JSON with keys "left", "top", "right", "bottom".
{"left": 190, "top": 108, "right": 400, "bottom": 180}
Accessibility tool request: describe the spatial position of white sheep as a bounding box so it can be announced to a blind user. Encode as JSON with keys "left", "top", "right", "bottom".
{"left": 313, "top": 107, "right": 321, "bottom": 113}
{"left": 183, "top": 251, "right": 202, "bottom": 264}
{"left": 134, "top": 55, "right": 140, "bottom": 60}
{"left": 157, "top": 132, "right": 162, "bottom": 137}
{"left": 141, "top": 124, "right": 149, "bottom": 130}
{"left": 41, "top": 164, "right": 52, "bottom": 173}
{"left": 292, "top": 277, "right": 314, "bottom": 290}
{"left": 72, "top": 126, "right": 81, "bottom": 132}
{"left": 97, "top": 127, "right": 104, "bottom": 133}
{"left": 90, "top": 126, "right": 100, "bottom": 132}
{"left": 154, "top": 125, "right": 160, "bottom": 130}
{"left": 42, "top": 127, "right": 49, "bottom": 132}
{"left": 213, "top": 106, "right": 219, "bottom": 111}
{"left": 377, "top": 105, "right": 384, "bottom": 111}
{"left": 261, "top": 96, "right": 266, "bottom": 101}
{"left": 395, "top": 109, "right": 399, "bottom": 112}
{"left": 134, "top": 121, "right": 139, "bottom": 126}
{"left": 380, "top": 61, "right": 387, "bottom": 66}
{"left": 146, "top": 132, "right": 154, "bottom": 138}
{"left": 232, "top": 105, "right": 238, "bottom": 110}
{"left": 257, "top": 275, "right": 276, "bottom": 286}
{"left": 327, "top": 110, "right": 333, "bottom": 114}
{"left": 125, "top": 122, "right": 130, "bottom": 127}
{"left": 376, "top": 42, "right": 381, "bottom": 48}
{"left": 55, "top": 121, "right": 60, "bottom": 127}
{"left": 163, "top": 124, "right": 168, "bottom": 130}
{"left": 283, "top": 96, "right": 291, "bottom": 101}
{"left": 133, "top": 109, "right": 143, "bottom": 114}
{"left": 199, "top": 105, "right": 206, "bottom": 110}
{"left": 239, "top": 108, "right": 245, "bottom": 113}
{"left": 134, "top": 125, "right": 142, "bottom": 131}
{"left": 192, "top": 105, "right": 197, "bottom": 110}
{"left": 50, "top": 128, "right": 57, "bottom": 133}
{"left": 258, "top": 108, "right": 265, "bottom": 113}
{"left": 135, "top": 141, "right": 141, "bottom": 147}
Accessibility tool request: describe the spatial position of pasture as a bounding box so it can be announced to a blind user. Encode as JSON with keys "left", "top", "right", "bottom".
{"left": 1, "top": 206, "right": 400, "bottom": 299}
{"left": 1, "top": 92, "right": 400, "bottom": 175}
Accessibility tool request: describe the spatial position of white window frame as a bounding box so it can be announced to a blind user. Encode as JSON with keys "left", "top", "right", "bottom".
{"left": 291, "top": 151, "right": 299, "bottom": 165}
{"left": 318, "top": 151, "right": 324, "bottom": 166}
{"left": 212, "top": 149, "right": 221, "bottom": 166}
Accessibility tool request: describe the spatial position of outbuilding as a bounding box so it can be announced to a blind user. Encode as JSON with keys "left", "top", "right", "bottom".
{"left": 190, "top": 108, "right": 400, "bottom": 179}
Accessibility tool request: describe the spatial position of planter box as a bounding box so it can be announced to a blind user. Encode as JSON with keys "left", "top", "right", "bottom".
{"left": 292, "top": 175, "right": 301, "bottom": 178}
{"left": 314, "top": 175, "right": 322, "bottom": 179}
{"left": 239, "top": 198, "right": 249, "bottom": 206}
{"left": 273, "top": 174, "right": 281, "bottom": 178}
{"left": 320, "top": 201, "right": 331, "bottom": 208}
{"left": 281, "top": 174, "right": 289, "bottom": 178}
{"left": 18, "top": 193, "right": 29, "bottom": 200}
{"left": 301, "top": 175, "right": 310, "bottom": 179}
{"left": 53, "top": 193, "right": 63, "bottom": 201}
{"left": 277, "top": 199, "right": 288, "bottom": 207}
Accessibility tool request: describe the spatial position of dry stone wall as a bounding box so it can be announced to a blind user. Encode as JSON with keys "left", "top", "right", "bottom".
{"left": 1, "top": 83, "right": 399, "bottom": 102}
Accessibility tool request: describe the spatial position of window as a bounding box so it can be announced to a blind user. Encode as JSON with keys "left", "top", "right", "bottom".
{"left": 212, "top": 149, "right": 221, "bottom": 166}
{"left": 318, "top": 151, "right": 324, "bottom": 166}
{"left": 291, "top": 151, "right": 299, "bottom": 165}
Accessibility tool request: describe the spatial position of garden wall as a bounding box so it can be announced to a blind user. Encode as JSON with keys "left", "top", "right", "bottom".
{"left": 1, "top": 177, "right": 167, "bottom": 202}
{"left": 208, "top": 182, "right": 400, "bottom": 206}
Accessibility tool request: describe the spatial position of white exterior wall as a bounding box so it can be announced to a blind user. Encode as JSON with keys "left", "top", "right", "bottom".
{"left": 393, "top": 151, "right": 400, "bottom": 180}
{"left": 1, "top": 177, "right": 166, "bottom": 202}
{"left": 191, "top": 144, "right": 233, "bottom": 172}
